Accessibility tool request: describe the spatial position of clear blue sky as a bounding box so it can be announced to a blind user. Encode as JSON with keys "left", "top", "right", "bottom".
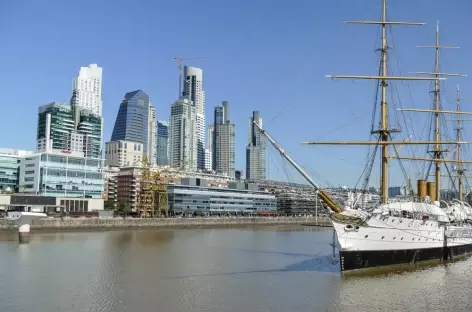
{"left": 1, "top": 0, "right": 471, "bottom": 188}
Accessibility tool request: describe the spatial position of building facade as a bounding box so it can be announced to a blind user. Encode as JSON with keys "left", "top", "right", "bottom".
{"left": 182, "top": 66, "right": 206, "bottom": 170}
{"left": 246, "top": 111, "right": 267, "bottom": 180}
{"left": 18, "top": 152, "right": 104, "bottom": 198}
{"left": 105, "top": 140, "right": 143, "bottom": 167}
{"left": 169, "top": 98, "right": 197, "bottom": 170}
{"left": 167, "top": 180, "right": 277, "bottom": 215}
{"left": 0, "top": 149, "right": 33, "bottom": 192}
{"left": 70, "top": 64, "right": 103, "bottom": 116}
{"left": 147, "top": 105, "right": 157, "bottom": 164}
{"left": 111, "top": 90, "right": 155, "bottom": 161}
{"left": 212, "top": 101, "right": 235, "bottom": 178}
{"left": 37, "top": 102, "right": 102, "bottom": 158}
{"left": 157, "top": 121, "right": 169, "bottom": 166}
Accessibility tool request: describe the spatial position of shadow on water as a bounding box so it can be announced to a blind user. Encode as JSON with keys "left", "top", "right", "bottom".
{"left": 162, "top": 255, "right": 340, "bottom": 279}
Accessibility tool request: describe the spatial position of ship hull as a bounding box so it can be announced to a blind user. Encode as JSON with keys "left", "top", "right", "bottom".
{"left": 340, "top": 243, "right": 472, "bottom": 272}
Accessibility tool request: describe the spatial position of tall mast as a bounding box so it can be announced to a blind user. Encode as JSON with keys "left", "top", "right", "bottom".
{"left": 433, "top": 22, "right": 441, "bottom": 201}
{"left": 404, "top": 22, "right": 465, "bottom": 201}
{"left": 379, "top": 0, "right": 389, "bottom": 205}
{"left": 306, "top": 0, "right": 440, "bottom": 205}
{"left": 456, "top": 85, "right": 463, "bottom": 200}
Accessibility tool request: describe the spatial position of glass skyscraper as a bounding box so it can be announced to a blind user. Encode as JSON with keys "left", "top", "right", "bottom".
{"left": 157, "top": 121, "right": 169, "bottom": 166}
{"left": 111, "top": 90, "right": 151, "bottom": 154}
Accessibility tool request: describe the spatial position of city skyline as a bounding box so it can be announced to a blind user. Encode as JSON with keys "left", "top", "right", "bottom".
{"left": 3, "top": 0, "right": 472, "bottom": 187}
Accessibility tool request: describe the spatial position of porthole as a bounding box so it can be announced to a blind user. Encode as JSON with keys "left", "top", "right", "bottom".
{"left": 419, "top": 238, "right": 421, "bottom": 241}
{"left": 381, "top": 236, "right": 385, "bottom": 239}
{"left": 365, "top": 235, "right": 368, "bottom": 238}
{"left": 412, "top": 238, "right": 415, "bottom": 241}
{"left": 393, "top": 237, "right": 396, "bottom": 240}
{"left": 400, "top": 220, "right": 403, "bottom": 223}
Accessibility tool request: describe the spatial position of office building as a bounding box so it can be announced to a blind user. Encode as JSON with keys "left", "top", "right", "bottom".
{"left": 105, "top": 140, "right": 143, "bottom": 167}
{"left": 111, "top": 90, "right": 156, "bottom": 163}
{"left": 147, "top": 105, "right": 157, "bottom": 164}
{"left": 212, "top": 101, "right": 235, "bottom": 178}
{"left": 37, "top": 102, "right": 102, "bottom": 158}
{"left": 0, "top": 149, "right": 33, "bottom": 192}
{"left": 167, "top": 178, "right": 277, "bottom": 215}
{"left": 18, "top": 151, "right": 104, "bottom": 198}
{"left": 182, "top": 66, "right": 206, "bottom": 170}
{"left": 389, "top": 186, "right": 407, "bottom": 198}
{"left": 70, "top": 64, "right": 103, "bottom": 116}
{"left": 246, "top": 111, "right": 267, "bottom": 180}
{"left": 157, "top": 121, "right": 169, "bottom": 166}
{"left": 169, "top": 98, "right": 197, "bottom": 170}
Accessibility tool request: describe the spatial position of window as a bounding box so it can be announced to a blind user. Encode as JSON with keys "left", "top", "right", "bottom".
{"left": 25, "top": 170, "right": 35, "bottom": 175}
{"left": 24, "top": 177, "right": 34, "bottom": 182}
{"left": 25, "top": 163, "right": 35, "bottom": 167}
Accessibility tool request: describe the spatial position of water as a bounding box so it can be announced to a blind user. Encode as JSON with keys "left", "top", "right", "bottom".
{"left": 1, "top": 225, "right": 472, "bottom": 312}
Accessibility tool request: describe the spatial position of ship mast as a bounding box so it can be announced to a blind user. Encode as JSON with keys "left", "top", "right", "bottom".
{"left": 456, "top": 85, "right": 464, "bottom": 200}
{"left": 305, "top": 0, "right": 441, "bottom": 204}
{"left": 398, "top": 22, "right": 465, "bottom": 201}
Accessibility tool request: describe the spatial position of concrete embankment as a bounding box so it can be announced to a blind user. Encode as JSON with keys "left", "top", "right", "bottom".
{"left": 0, "top": 216, "right": 331, "bottom": 232}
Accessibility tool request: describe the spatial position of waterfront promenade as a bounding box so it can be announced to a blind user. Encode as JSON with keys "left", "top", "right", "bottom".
{"left": 0, "top": 216, "right": 331, "bottom": 232}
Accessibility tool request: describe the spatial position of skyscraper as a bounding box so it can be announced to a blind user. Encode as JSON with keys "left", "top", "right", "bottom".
{"left": 157, "top": 121, "right": 169, "bottom": 166}
{"left": 36, "top": 102, "right": 102, "bottom": 158}
{"left": 182, "top": 66, "right": 206, "bottom": 170}
{"left": 111, "top": 90, "right": 156, "bottom": 164}
{"left": 70, "top": 64, "right": 103, "bottom": 116}
{"left": 169, "top": 98, "right": 197, "bottom": 170}
{"left": 148, "top": 104, "right": 157, "bottom": 164}
{"left": 212, "top": 101, "right": 235, "bottom": 178}
{"left": 246, "top": 111, "right": 267, "bottom": 180}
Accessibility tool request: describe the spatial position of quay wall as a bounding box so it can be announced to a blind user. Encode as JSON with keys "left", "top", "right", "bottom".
{"left": 0, "top": 216, "right": 331, "bottom": 231}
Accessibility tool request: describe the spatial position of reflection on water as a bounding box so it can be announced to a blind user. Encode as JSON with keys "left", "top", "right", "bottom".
{"left": 0, "top": 226, "right": 471, "bottom": 311}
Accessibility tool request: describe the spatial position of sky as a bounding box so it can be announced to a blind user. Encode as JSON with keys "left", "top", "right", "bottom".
{"left": 1, "top": 0, "right": 472, "bottom": 188}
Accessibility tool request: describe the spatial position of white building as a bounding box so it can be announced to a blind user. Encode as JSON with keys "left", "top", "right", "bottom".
{"left": 18, "top": 151, "right": 104, "bottom": 198}
{"left": 105, "top": 140, "right": 143, "bottom": 167}
{"left": 204, "top": 148, "right": 212, "bottom": 171}
{"left": 183, "top": 66, "right": 206, "bottom": 170}
{"left": 169, "top": 98, "right": 197, "bottom": 171}
{"left": 71, "top": 64, "right": 103, "bottom": 116}
{"left": 147, "top": 104, "right": 157, "bottom": 164}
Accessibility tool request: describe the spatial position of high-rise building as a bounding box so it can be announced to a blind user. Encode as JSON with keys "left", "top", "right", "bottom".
{"left": 212, "top": 101, "right": 235, "bottom": 178}
{"left": 147, "top": 104, "right": 157, "bottom": 164}
{"left": 70, "top": 64, "right": 103, "bottom": 116}
{"left": 36, "top": 102, "right": 102, "bottom": 158}
{"left": 157, "top": 121, "right": 169, "bottom": 166}
{"left": 111, "top": 90, "right": 156, "bottom": 164}
{"left": 204, "top": 148, "right": 212, "bottom": 171}
{"left": 246, "top": 111, "right": 267, "bottom": 180}
{"left": 105, "top": 140, "right": 143, "bottom": 167}
{"left": 169, "top": 98, "right": 197, "bottom": 171}
{"left": 182, "top": 66, "right": 206, "bottom": 170}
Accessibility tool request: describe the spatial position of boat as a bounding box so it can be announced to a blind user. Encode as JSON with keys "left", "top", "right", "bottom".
{"left": 254, "top": 0, "right": 472, "bottom": 273}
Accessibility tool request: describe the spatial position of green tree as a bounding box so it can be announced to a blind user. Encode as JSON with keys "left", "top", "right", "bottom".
{"left": 104, "top": 200, "right": 115, "bottom": 210}
{"left": 117, "top": 200, "right": 130, "bottom": 217}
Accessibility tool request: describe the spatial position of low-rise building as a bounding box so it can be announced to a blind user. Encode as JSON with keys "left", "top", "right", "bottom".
{"left": 18, "top": 151, "right": 104, "bottom": 198}
{"left": 168, "top": 178, "right": 277, "bottom": 215}
{"left": 0, "top": 194, "right": 103, "bottom": 213}
{"left": 0, "top": 149, "right": 34, "bottom": 193}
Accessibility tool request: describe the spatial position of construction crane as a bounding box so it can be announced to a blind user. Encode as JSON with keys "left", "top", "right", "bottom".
{"left": 173, "top": 56, "right": 204, "bottom": 97}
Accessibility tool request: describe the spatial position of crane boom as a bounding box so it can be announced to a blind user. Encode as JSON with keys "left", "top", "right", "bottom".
{"left": 253, "top": 121, "right": 342, "bottom": 213}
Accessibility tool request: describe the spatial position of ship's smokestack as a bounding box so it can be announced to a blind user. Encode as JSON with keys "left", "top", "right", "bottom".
{"left": 427, "top": 182, "right": 436, "bottom": 202}
{"left": 417, "top": 180, "right": 427, "bottom": 199}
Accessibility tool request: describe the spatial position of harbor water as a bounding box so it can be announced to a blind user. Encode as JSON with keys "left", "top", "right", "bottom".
{"left": 1, "top": 225, "right": 471, "bottom": 312}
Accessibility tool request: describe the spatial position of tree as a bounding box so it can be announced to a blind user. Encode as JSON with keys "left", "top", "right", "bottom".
{"left": 104, "top": 200, "right": 115, "bottom": 210}
{"left": 117, "top": 200, "right": 130, "bottom": 217}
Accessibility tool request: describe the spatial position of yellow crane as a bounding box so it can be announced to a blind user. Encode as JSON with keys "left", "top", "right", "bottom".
{"left": 173, "top": 56, "right": 204, "bottom": 97}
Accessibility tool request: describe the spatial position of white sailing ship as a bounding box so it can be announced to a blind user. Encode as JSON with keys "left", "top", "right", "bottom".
{"left": 256, "top": 0, "right": 472, "bottom": 272}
